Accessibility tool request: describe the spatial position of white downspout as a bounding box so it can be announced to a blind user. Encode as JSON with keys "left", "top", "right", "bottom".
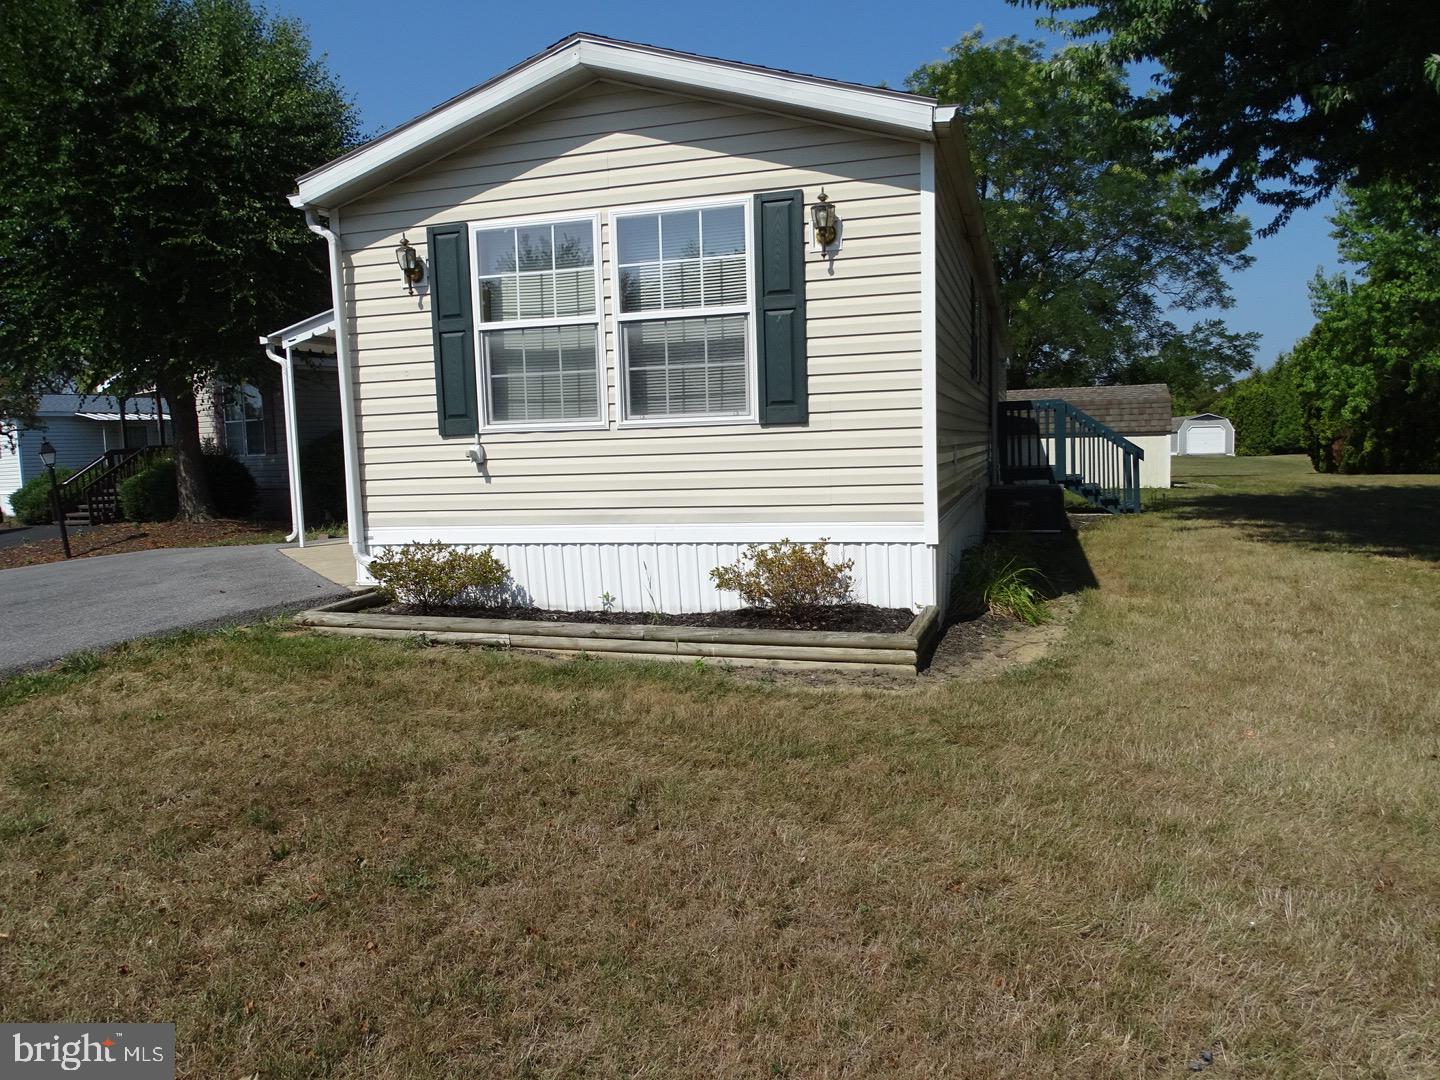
{"left": 304, "top": 206, "right": 366, "bottom": 559}
{"left": 263, "top": 342, "right": 305, "bottom": 545}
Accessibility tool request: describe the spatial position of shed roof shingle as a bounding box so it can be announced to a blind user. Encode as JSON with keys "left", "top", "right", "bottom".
{"left": 1003, "top": 384, "right": 1173, "bottom": 435}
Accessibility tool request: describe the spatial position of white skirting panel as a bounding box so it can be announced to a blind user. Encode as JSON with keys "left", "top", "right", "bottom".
{"left": 934, "top": 482, "right": 988, "bottom": 618}
{"left": 359, "top": 531, "right": 941, "bottom": 614}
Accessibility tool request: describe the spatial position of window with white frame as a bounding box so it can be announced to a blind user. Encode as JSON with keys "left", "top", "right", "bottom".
{"left": 222, "top": 384, "right": 265, "bottom": 456}
{"left": 614, "top": 202, "right": 751, "bottom": 421}
{"left": 473, "top": 217, "right": 603, "bottom": 427}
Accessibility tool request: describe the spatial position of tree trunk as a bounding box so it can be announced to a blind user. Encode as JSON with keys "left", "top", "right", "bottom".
{"left": 161, "top": 381, "right": 213, "bottom": 520}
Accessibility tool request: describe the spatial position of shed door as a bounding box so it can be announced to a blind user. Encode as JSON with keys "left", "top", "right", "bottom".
{"left": 1189, "top": 425, "right": 1226, "bottom": 454}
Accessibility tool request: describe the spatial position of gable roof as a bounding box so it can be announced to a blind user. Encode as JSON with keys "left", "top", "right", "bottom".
{"left": 1003, "top": 384, "right": 1173, "bottom": 435}
{"left": 292, "top": 32, "right": 957, "bottom": 210}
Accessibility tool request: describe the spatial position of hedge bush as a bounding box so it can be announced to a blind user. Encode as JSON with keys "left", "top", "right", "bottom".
{"left": 710, "top": 539, "right": 854, "bottom": 615}
{"left": 10, "top": 467, "right": 75, "bottom": 524}
{"left": 115, "top": 449, "right": 259, "bottom": 522}
{"left": 118, "top": 455, "right": 179, "bottom": 521}
{"left": 203, "top": 450, "right": 258, "bottom": 518}
{"left": 368, "top": 541, "right": 512, "bottom": 614}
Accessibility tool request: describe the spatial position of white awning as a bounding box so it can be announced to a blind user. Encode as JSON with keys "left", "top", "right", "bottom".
{"left": 76, "top": 410, "right": 169, "bottom": 422}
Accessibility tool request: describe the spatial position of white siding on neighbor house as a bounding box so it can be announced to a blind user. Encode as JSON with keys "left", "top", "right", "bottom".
{"left": 0, "top": 435, "right": 24, "bottom": 516}
{"left": 339, "top": 81, "right": 926, "bottom": 548}
{"left": 1031, "top": 434, "right": 1172, "bottom": 489}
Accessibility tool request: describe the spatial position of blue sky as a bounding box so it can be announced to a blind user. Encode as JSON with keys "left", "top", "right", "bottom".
{"left": 275, "top": 0, "right": 1337, "bottom": 369}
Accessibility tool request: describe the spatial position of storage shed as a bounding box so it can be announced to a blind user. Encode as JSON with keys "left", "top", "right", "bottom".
{"left": 1171, "top": 413, "right": 1235, "bottom": 456}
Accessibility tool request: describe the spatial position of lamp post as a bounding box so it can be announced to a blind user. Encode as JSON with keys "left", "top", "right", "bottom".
{"left": 39, "top": 438, "right": 71, "bottom": 559}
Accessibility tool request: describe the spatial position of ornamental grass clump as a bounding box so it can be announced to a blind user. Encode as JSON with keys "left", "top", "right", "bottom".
{"left": 953, "top": 542, "right": 1049, "bottom": 625}
{"left": 367, "top": 541, "right": 511, "bottom": 614}
{"left": 710, "top": 539, "right": 854, "bottom": 616}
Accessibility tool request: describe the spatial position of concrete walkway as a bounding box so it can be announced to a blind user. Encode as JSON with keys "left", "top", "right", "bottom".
{"left": 280, "top": 539, "right": 358, "bottom": 588}
{"left": 0, "top": 544, "right": 349, "bottom": 676}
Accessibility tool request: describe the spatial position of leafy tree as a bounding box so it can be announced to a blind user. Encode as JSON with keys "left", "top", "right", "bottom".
{"left": 0, "top": 0, "right": 358, "bottom": 517}
{"left": 907, "top": 33, "right": 1256, "bottom": 389}
{"left": 1213, "top": 354, "right": 1307, "bottom": 456}
{"left": 1024, "top": 0, "right": 1440, "bottom": 228}
{"left": 1287, "top": 183, "right": 1440, "bottom": 472}
{"left": 1115, "top": 319, "right": 1260, "bottom": 414}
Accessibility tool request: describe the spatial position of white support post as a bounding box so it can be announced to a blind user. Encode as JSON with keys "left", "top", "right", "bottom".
{"left": 281, "top": 346, "right": 306, "bottom": 547}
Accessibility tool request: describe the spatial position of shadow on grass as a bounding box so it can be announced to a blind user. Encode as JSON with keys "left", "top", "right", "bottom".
{"left": 1167, "top": 483, "right": 1440, "bottom": 562}
{"left": 942, "top": 527, "right": 1098, "bottom": 627}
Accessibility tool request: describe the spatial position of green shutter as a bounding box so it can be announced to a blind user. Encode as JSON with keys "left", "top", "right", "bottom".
{"left": 753, "top": 189, "right": 808, "bottom": 425}
{"left": 427, "top": 222, "right": 478, "bottom": 437}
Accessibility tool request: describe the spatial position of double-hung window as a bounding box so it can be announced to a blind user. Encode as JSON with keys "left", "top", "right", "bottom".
{"left": 223, "top": 384, "right": 265, "bottom": 456}
{"left": 472, "top": 215, "right": 604, "bottom": 428}
{"left": 613, "top": 201, "right": 753, "bottom": 423}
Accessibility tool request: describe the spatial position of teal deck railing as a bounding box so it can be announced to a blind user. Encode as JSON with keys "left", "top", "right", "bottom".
{"left": 998, "top": 399, "right": 1145, "bottom": 514}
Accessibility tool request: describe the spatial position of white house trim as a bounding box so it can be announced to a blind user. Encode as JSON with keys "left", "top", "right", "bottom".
{"left": 304, "top": 208, "right": 368, "bottom": 557}
{"left": 291, "top": 34, "right": 944, "bottom": 211}
{"left": 607, "top": 194, "right": 759, "bottom": 428}
{"left": 367, "top": 521, "right": 929, "bottom": 547}
{"left": 466, "top": 210, "right": 609, "bottom": 433}
{"left": 919, "top": 141, "right": 939, "bottom": 546}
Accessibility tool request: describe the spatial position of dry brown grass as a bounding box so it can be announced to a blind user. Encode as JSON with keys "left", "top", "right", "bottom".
{"left": 2, "top": 456, "right": 1438, "bottom": 1078}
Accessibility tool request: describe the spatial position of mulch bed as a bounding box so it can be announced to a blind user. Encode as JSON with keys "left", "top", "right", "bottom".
{"left": 0, "top": 520, "right": 283, "bottom": 569}
{"left": 383, "top": 601, "right": 918, "bottom": 634}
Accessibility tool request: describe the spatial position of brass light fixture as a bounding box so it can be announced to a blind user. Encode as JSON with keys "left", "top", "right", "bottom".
{"left": 810, "top": 189, "right": 838, "bottom": 248}
{"left": 394, "top": 234, "right": 424, "bottom": 292}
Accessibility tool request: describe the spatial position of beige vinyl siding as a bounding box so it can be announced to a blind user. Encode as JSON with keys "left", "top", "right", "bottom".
{"left": 338, "top": 80, "right": 925, "bottom": 531}
{"left": 933, "top": 158, "right": 992, "bottom": 523}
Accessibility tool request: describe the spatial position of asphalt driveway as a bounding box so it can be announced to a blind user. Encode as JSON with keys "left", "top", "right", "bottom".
{"left": 0, "top": 544, "right": 349, "bottom": 676}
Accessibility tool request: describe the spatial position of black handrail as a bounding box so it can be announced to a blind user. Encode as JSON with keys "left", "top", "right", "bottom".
{"left": 57, "top": 445, "right": 163, "bottom": 522}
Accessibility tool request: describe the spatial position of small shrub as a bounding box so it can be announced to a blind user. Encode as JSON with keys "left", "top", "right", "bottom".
{"left": 118, "top": 455, "right": 178, "bottom": 521}
{"left": 710, "top": 539, "right": 854, "bottom": 615}
{"left": 115, "top": 449, "right": 258, "bottom": 521}
{"left": 10, "top": 468, "right": 75, "bottom": 524}
{"left": 953, "top": 543, "right": 1049, "bottom": 625}
{"left": 368, "top": 540, "right": 512, "bottom": 614}
{"left": 202, "top": 450, "right": 258, "bottom": 518}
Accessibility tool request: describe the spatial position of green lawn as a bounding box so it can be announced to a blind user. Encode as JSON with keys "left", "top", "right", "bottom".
{"left": 2, "top": 455, "right": 1438, "bottom": 1078}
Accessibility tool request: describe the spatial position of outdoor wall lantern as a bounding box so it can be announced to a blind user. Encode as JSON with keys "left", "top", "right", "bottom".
{"left": 810, "top": 189, "right": 839, "bottom": 248}
{"left": 394, "top": 234, "right": 424, "bottom": 293}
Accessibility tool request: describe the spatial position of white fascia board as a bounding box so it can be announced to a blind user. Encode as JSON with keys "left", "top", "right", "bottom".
{"left": 262, "top": 308, "right": 337, "bottom": 349}
{"left": 575, "top": 39, "right": 937, "bottom": 139}
{"left": 291, "top": 39, "right": 938, "bottom": 210}
{"left": 292, "top": 48, "right": 586, "bottom": 209}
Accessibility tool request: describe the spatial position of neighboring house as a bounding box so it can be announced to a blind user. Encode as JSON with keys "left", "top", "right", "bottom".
{"left": 200, "top": 316, "right": 344, "bottom": 523}
{"left": 1002, "top": 384, "right": 1174, "bottom": 489}
{"left": 0, "top": 394, "right": 171, "bottom": 516}
{"left": 1172, "top": 412, "right": 1235, "bottom": 456}
{"left": 278, "top": 33, "right": 1020, "bottom": 613}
